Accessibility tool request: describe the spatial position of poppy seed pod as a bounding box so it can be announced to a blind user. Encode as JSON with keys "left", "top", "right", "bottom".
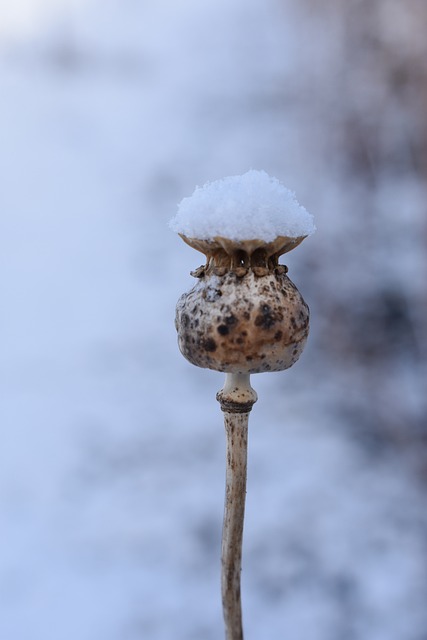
{"left": 170, "top": 171, "right": 315, "bottom": 640}
{"left": 175, "top": 234, "right": 310, "bottom": 374}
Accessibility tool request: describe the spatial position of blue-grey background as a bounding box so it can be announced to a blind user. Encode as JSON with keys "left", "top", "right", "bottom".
{"left": 1, "top": 1, "right": 426, "bottom": 638}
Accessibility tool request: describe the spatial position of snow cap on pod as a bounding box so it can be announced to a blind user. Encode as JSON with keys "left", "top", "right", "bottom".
{"left": 169, "top": 169, "right": 315, "bottom": 243}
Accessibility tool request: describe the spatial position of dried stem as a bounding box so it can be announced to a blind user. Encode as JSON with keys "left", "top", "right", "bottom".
{"left": 217, "top": 374, "right": 257, "bottom": 640}
{"left": 221, "top": 410, "right": 248, "bottom": 640}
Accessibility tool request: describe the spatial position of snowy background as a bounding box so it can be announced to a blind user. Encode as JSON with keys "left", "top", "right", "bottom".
{"left": 1, "top": 0, "right": 427, "bottom": 638}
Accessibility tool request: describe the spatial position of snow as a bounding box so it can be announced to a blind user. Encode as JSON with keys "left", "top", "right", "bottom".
{"left": 170, "top": 169, "right": 315, "bottom": 241}
{"left": 1, "top": 1, "right": 427, "bottom": 639}
{"left": 0, "top": 0, "right": 85, "bottom": 39}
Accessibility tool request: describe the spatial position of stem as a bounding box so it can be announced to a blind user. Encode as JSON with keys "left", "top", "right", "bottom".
{"left": 222, "top": 410, "right": 248, "bottom": 640}
{"left": 217, "top": 374, "right": 257, "bottom": 640}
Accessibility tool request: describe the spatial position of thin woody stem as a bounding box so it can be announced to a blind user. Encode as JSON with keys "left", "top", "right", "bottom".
{"left": 222, "top": 410, "right": 248, "bottom": 640}
{"left": 217, "top": 374, "right": 257, "bottom": 640}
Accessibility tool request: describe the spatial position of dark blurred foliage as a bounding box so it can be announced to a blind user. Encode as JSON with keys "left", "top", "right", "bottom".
{"left": 291, "top": 0, "right": 427, "bottom": 463}
{"left": 341, "top": 0, "right": 427, "bottom": 180}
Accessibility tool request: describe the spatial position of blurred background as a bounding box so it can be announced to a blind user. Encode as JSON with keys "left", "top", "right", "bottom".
{"left": 1, "top": 0, "right": 426, "bottom": 638}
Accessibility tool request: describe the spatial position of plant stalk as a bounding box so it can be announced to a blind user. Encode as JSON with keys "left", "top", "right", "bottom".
{"left": 217, "top": 374, "right": 257, "bottom": 640}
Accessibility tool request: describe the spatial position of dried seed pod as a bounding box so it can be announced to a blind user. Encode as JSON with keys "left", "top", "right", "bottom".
{"left": 171, "top": 171, "right": 315, "bottom": 640}
{"left": 175, "top": 235, "right": 309, "bottom": 374}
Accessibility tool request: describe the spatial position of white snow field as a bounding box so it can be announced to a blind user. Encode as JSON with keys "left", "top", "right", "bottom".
{"left": 1, "top": 1, "right": 426, "bottom": 639}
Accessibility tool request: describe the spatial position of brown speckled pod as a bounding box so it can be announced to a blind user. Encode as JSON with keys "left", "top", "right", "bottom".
{"left": 175, "top": 235, "right": 309, "bottom": 374}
